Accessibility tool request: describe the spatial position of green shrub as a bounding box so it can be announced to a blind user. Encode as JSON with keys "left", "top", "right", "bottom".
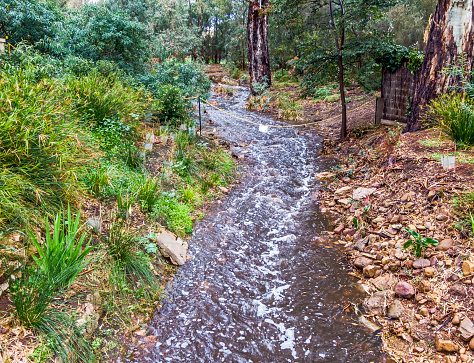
{"left": 29, "top": 206, "right": 94, "bottom": 289}
{"left": 153, "top": 193, "right": 193, "bottom": 236}
{"left": 428, "top": 93, "right": 474, "bottom": 148}
{"left": 153, "top": 85, "right": 189, "bottom": 126}
{"left": 324, "top": 93, "right": 341, "bottom": 103}
{"left": 137, "top": 178, "right": 160, "bottom": 212}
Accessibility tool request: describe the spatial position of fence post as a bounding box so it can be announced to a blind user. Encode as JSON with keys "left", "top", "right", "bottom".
{"left": 198, "top": 96, "right": 202, "bottom": 136}
{"left": 0, "top": 38, "right": 5, "bottom": 54}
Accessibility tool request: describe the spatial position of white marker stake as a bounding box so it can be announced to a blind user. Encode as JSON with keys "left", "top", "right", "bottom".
{"left": 259, "top": 125, "right": 269, "bottom": 133}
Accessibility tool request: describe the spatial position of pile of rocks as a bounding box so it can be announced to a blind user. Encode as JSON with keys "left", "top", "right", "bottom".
{"left": 316, "top": 131, "right": 474, "bottom": 362}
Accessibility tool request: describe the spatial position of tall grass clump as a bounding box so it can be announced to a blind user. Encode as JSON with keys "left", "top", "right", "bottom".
{"left": 428, "top": 93, "right": 474, "bottom": 148}
{"left": 0, "top": 68, "right": 90, "bottom": 230}
{"left": 29, "top": 206, "right": 94, "bottom": 289}
{"left": 102, "top": 222, "right": 157, "bottom": 294}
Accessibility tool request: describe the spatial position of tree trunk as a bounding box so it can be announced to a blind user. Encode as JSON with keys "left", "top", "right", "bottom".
{"left": 247, "top": 0, "right": 272, "bottom": 94}
{"left": 406, "top": 0, "right": 474, "bottom": 131}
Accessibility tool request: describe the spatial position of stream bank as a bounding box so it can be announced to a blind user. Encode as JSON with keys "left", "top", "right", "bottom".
{"left": 128, "top": 87, "right": 389, "bottom": 362}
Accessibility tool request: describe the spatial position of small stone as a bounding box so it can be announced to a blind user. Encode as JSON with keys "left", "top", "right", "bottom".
{"left": 419, "top": 280, "right": 431, "bottom": 292}
{"left": 363, "top": 265, "right": 379, "bottom": 278}
{"left": 445, "top": 259, "right": 453, "bottom": 267}
{"left": 435, "top": 334, "right": 459, "bottom": 353}
{"left": 395, "top": 282, "right": 415, "bottom": 299}
{"left": 413, "top": 259, "right": 431, "bottom": 269}
{"left": 328, "top": 201, "right": 336, "bottom": 207}
{"left": 218, "top": 186, "right": 229, "bottom": 193}
{"left": 460, "top": 354, "right": 469, "bottom": 362}
{"left": 460, "top": 348, "right": 466, "bottom": 354}
{"left": 390, "top": 215, "right": 400, "bottom": 223}
{"left": 373, "top": 217, "right": 385, "bottom": 223}
{"left": 334, "top": 225, "right": 345, "bottom": 234}
{"left": 352, "top": 187, "right": 376, "bottom": 200}
{"left": 424, "top": 267, "right": 436, "bottom": 278}
{"left": 335, "top": 186, "right": 352, "bottom": 195}
{"left": 337, "top": 198, "right": 352, "bottom": 205}
{"left": 436, "top": 214, "right": 449, "bottom": 221}
{"left": 462, "top": 261, "right": 474, "bottom": 276}
{"left": 430, "top": 256, "right": 438, "bottom": 266}
{"left": 459, "top": 317, "right": 474, "bottom": 341}
{"left": 387, "top": 300, "right": 405, "bottom": 319}
{"left": 449, "top": 284, "right": 467, "bottom": 296}
{"left": 354, "top": 257, "right": 374, "bottom": 269}
{"left": 416, "top": 225, "right": 426, "bottom": 230}
{"left": 343, "top": 177, "right": 351, "bottom": 183}
{"left": 401, "top": 193, "right": 410, "bottom": 202}
{"left": 372, "top": 274, "right": 398, "bottom": 291}
{"left": 408, "top": 224, "right": 417, "bottom": 231}
{"left": 342, "top": 228, "right": 356, "bottom": 236}
{"left": 427, "top": 190, "right": 437, "bottom": 200}
{"left": 452, "top": 313, "right": 461, "bottom": 325}
{"left": 445, "top": 356, "right": 457, "bottom": 363}
{"left": 406, "top": 260, "right": 413, "bottom": 268}
{"left": 420, "top": 307, "right": 429, "bottom": 317}
{"left": 437, "top": 239, "right": 454, "bottom": 251}
{"left": 391, "top": 224, "right": 403, "bottom": 230}
{"left": 414, "top": 347, "right": 424, "bottom": 353}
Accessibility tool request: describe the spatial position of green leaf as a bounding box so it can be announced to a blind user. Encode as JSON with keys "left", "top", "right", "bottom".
{"left": 424, "top": 238, "right": 439, "bottom": 246}
{"left": 403, "top": 240, "right": 413, "bottom": 250}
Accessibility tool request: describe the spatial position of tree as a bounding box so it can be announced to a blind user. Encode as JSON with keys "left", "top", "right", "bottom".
{"left": 406, "top": 0, "right": 474, "bottom": 131}
{"left": 247, "top": 0, "right": 272, "bottom": 93}
{"left": 277, "top": 0, "right": 396, "bottom": 139}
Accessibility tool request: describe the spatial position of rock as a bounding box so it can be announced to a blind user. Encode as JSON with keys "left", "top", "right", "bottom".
{"left": 420, "top": 307, "right": 429, "bottom": 317}
{"left": 462, "top": 261, "right": 474, "bottom": 276}
{"left": 156, "top": 230, "right": 189, "bottom": 266}
{"left": 430, "top": 256, "right": 438, "bottom": 266}
{"left": 408, "top": 224, "right": 417, "bottom": 232}
{"left": 449, "top": 284, "right": 467, "bottom": 297}
{"left": 334, "top": 225, "right": 345, "bottom": 234}
{"left": 343, "top": 177, "right": 351, "bottom": 183}
{"left": 316, "top": 172, "right": 335, "bottom": 180}
{"left": 218, "top": 186, "right": 229, "bottom": 193}
{"left": 387, "top": 300, "right": 405, "bottom": 319}
{"left": 354, "top": 257, "right": 373, "bottom": 269}
{"left": 435, "top": 334, "right": 459, "bottom": 353}
{"left": 413, "top": 259, "right": 431, "bottom": 269}
{"left": 436, "top": 214, "right": 449, "bottom": 222}
{"left": 390, "top": 215, "right": 400, "bottom": 223}
{"left": 0, "top": 282, "right": 8, "bottom": 297}
{"left": 445, "top": 356, "right": 457, "bottom": 363}
{"left": 373, "top": 274, "right": 398, "bottom": 291}
{"left": 373, "top": 217, "right": 385, "bottom": 223}
{"left": 354, "top": 237, "right": 369, "bottom": 252}
{"left": 460, "top": 354, "right": 469, "bottom": 362}
{"left": 335, "top": 186, "right": 352, "bottom": 195}
{"left": 352, "top": 187, "right": 376, "bottom": 200}
{"left": 406, "top": 260, "right": 413, "bottom": 268}
{"left": 358, "top": 316, "right": 382, "bottom": 332}
{"left": 363, "top": 265, "right": 379, "bottom": 278}
{"left": 470, "top": 336, "right": 474, "bottom": 350}
{"left": 452, "top": 313, "right": 461, "bottom": 325}
{"left": 459, "top": 317, "right": 474, "bottom": 341}
{"left": 395, "top": 282, "right": 415, "bottom": 299}
{"left": 401, "top": 193, "right": 410, "bottom": 202}
{"left": 419, "top": 280, "right": 431, "bottom": 292}
{"left": 437, "top": 239, "right": 454, "bottom": 251}
{"left": 362, "top": 291, "right": 394, "bottom": 316}
{"left": 424, "top": 267, "right": 436, "bottom": 278}
{"left": 342, "top": 228, "right": 356, "bottom": 236}
{"left": 86, "top": 218, "right": 102, "bottom": 233}
{"left": 337, "top": 198, "right": 352, "bottom": 205}
{"left": 427, "top": 190, "right": 437, "bottom": 200}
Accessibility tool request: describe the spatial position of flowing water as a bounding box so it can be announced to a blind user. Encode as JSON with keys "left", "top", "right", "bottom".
{"left": 129, "top": 88, "right": 388, "bottom": 362}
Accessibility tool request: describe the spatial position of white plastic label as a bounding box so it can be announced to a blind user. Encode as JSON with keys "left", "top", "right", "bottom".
{"left": 259, "top": 125, "right": 269, "bottom": 133}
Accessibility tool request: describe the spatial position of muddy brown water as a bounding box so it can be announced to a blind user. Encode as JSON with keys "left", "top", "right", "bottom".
{"left": 128, "top": 88, "right": 389, "bottom": 362}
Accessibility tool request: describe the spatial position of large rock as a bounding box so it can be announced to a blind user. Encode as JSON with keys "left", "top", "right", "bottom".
{"left": 387, "top": 300, "right": 405, "bottom": 319}
{"left": 395, "top": 282, "right": 415, "bottom": 299}
{"left": 413, "top": 259, "right": 431, "bottom": 269}
{"left": 354, "top": 256, "right": 373, "bottom": 269}
{"left": 362, "top": 290, "right": 395, "bottom": 316}
{"left": 373, "top": 274, "right": 398, "bottom": 291}
{"left": 156, "top": 230, "right": 189, "bottom": 265}
{"left": 462, "top": 261, "right": 474, "bottom": 276}
{"left": 352, "top": 187, "right": 376, "bottom": 200}
{"left": 436, "top": 239, "right": 453, "bottom": 251}
{"left": 435, "top": 334, "right": 459, "bottom": 353}
{"left": 459, "top": 317, "right": 474, "bottom": 341}
{"left": 449, "top": 284, "right": 467, "bottom": 297}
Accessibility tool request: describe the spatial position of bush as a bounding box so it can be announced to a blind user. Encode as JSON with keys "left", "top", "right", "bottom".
{"left": 153, "top": 193, "right": 193, "bottom": 236}
{"left": 428, "top": 93, "right": 474, "bottom": 148}
{"left": 153, "top": 85, "right": 189, "bottom": 126}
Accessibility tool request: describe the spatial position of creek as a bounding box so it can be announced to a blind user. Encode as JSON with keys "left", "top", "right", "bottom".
{"left": 129, "top": 88, "right": 388, "bottom": 362}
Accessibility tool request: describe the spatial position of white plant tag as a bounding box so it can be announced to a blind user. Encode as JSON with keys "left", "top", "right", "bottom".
{"left": 259, "top": 125, "right": 269, "bottom": 133}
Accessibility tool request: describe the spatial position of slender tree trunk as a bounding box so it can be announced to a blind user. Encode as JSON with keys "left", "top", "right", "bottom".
{"left": 330, "top": 1, "right": 347, "bottom": 139}
{"left": 247, "top": 0, "right": 272, "bottom": 94}
{"left": 406, "top": 0, "right": 474, "bottom": 131}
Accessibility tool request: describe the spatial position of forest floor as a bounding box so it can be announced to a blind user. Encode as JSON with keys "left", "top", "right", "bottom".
{"left": 213, "top": 66, "right": 474, "bottom": 362}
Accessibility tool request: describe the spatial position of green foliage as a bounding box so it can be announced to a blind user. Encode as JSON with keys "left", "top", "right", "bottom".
{"left": 29, "top": 206, "right": 93, "bottom": 289}
{"left": 403, "top": 228, "right": 439, "bottom": 257}
{"left": 153, "top": 193, "right": 193, "bottom": 236}
{"left": 324, "top": 94, "right": 341, "bottom": 103}
{"left": 137, "top": 178, "right": 160, "bottom": 212}
{"left": 153, "top": 85, "right": 189, "bottom": 126}
{"left": 10, "top": 268, "right": 92, "bottom": 362}
{"left": 442, "top": 54, "right": 474, "bottom": 99}
{"left": 428, "top": 93, "right": 474, "bottom": 148}
{"left": 102, "top": 222, "right": 156, "bottom": 291}
{"left": 375, "top": 44, "right": 424, "bottom": 74}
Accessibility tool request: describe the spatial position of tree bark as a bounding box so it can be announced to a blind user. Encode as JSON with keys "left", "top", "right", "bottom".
{"left": 406, "top": 0, "right": 474, "bottom": 132}
{"left": 330, "top": 1, "right": 348, "bottom": 139}
{"left": 247, "top": 0, "right": 272, "bottom": 94}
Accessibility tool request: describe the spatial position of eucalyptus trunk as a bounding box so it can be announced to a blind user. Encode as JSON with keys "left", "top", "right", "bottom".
{"left": 406, "top": 0, "right": 474, "bottom": 131}
{"left": 247, "top": 0, "right": 271, "bottom": 94}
